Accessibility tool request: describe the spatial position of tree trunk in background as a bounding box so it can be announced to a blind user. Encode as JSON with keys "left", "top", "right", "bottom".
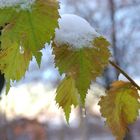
{"left": 104, "top": 0, "right": 119, "bottom": 88}
{"left": 109, "top": 0, "right": 132, "bottom": 140}
{"left": 79, "top": 107, "right": 89, "bottom": 140}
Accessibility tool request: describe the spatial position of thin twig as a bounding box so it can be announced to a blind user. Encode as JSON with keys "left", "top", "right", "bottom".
{"left": 109, "top": 60, "right": 140, "bottom": 90}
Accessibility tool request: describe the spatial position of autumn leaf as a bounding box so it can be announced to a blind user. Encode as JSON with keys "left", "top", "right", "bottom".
{"left": 99, "top": 81, "right": 140, "bottom": 140}
{"left": 53, "top": 36, "right": 110, "bottom": 105}
{"left": 0, "top": 42, "right": 32, "bottom": 92}
{"left": 55, "top": 76, "right": 79, "bottom": 123}
{"left": 0, "top": 0, "right": 59, "bottom": 65}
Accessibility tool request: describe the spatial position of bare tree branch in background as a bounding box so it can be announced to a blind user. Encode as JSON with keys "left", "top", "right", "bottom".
{"left": 117, "top": 2, "right": 140, "bottom": 9}
{"left": 103, "top": 0, "right": 119, "bottom": 88}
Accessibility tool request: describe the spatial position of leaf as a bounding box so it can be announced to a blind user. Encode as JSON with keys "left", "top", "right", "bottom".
{"left": 98, "top": 81, "right": 140, "bottom": 140}
{"left": 0, "top": 0, "right": 59, "bottom": 65}
{"left": 34, "top": 51, "right": 42, "bottom": 67}
{"left": 0, "top": 42, "right": 32, "bottom": 92}
{"left": 53, "top": 36, "right": 110, "bottom": 105}
{"left": 55, "top": 76, "right": 79, "bottom": 123}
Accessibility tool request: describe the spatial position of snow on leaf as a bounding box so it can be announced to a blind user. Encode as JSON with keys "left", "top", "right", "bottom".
{"left": 0, "top": 42, "right": 32, "bottom": 93}
{"left": 55, "top": 14, "right": 99, "bottom": 49}
{"left": 0, "top": 0, "right": 35, "bottom": 8}
{"left": 0, "top": 0, "right": 59, "bottom": 65}
{"left": 53, "top": 36, "right": 110, "bottom": 105}
{"left": 99, "top": 81, "right": 140, "bottom": 140}
{"left": 55, "top": 76, "right": 79, "bottom": 123}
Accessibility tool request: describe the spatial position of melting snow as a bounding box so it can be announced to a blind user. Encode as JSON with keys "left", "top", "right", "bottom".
{"left": 0, "top": 0, "right": 35, "bottom": 8}
{"left": 55, "top": 14, "right": 100, "bottom": 49}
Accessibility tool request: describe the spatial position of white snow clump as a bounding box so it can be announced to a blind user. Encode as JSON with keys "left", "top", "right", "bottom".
{"left": 55, "top": 14, "right": 100, "bottom": 49}
{"left": 0, "top": 0, "right": 35, "bottom": 9}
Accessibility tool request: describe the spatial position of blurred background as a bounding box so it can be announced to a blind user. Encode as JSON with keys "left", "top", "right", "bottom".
{"left": 0, "top": 0, "right": 140, "bottom": 139}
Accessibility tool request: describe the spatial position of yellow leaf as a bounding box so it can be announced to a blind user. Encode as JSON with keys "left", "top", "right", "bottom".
{"left": 55, "top": 76, "right": 79, "bottom": 123}
{"left": 99, "top": 81, "right": 140, "bottom": 140}
{"left": 0, "top": 0, "right": 59, "bottom": 65}
{"left": 0, "top": 42, "right": 32, "bottom": 92}
{"left": 53, "top": 36, "right": 111, "bottom": 105}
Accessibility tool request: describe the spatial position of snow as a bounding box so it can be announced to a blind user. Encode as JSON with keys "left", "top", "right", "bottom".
{"left": 55, "top": 14, "right": 100, "bottom": 49}
{"left": 0, "top": 0, "right": 35, "bottom": 9}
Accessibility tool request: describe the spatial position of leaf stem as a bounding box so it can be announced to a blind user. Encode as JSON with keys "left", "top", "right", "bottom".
{"left": 109, "top": 60, "right": 140, "bottom": 90}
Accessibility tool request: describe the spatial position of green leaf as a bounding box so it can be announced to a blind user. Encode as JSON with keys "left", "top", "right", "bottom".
{"left": 98, "top": 81, "right": 140, "bottom": 140}
{"left": 53, "top": 36, "right": 110, "bottom": 105}
{"left": 0, "top": 0, "right": 59, "bottom": 65}
{"left": 34, "top": 51, "right": 42, "bottom": 67}
{"left": 55, "top": 76, "right": 79, "bottom": 123}
{"left": 6, "top": 80, "right": 10, "bottom": 94}
{"left": 0, "top": 42, "right": 32, "bottom": 92}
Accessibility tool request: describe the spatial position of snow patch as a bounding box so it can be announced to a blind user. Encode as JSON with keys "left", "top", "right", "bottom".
{"left": 55, "top": 14, "right": 100, "bottom": 49}
{"left": 0, "top": 0, "right": 35, "bottom": 9}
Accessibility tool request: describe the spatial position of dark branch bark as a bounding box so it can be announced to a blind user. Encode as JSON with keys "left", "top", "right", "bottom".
{"left": 109, "top": 60, "right": 140, "bottom": 90}
{"left": 0, "top": 25, "right": 5, "bottom": 93}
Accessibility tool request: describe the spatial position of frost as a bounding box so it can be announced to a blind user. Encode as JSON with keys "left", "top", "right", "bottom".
{"left": 55, "top": 14, "right": 100, "bottom": 49}
{"left": 0, "top": 0, "right": 35, "bottom": 9}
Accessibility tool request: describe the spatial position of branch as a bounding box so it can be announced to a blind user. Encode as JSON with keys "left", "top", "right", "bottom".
{"left": 118, "top": 2, "right": 140, "bottom": 10}
{"left": 109, "top": 60, "right": 140, "bottom": 90}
